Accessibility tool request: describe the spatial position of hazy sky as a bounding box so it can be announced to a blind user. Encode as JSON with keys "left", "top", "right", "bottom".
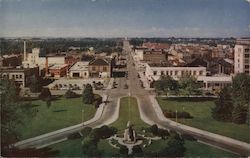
{"left": 0, "top": 0, "right": 249, "bottom": 37}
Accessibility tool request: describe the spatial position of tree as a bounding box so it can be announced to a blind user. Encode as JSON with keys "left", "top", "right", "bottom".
{"left": 29, "top": 78, "right": 42, "bottom": 93}
{"left": 64, "top": 89, "right": 78, "bottom": 98}
{"left": 82, "top": 84, "right": 94, "bottom": 104}
{"left": 1, "top": 79, "right": 34, "bottom": 156}
{"left": 161, "top": 133, "right": 186, "bottom": 157}
{"left": 179, "top": 75, "right": 201, "bottom": 96}
{"left": 38, "top": 88, "right": 52, "bottom": 101}
{"left": 149, "top": 124, "right": 158, "bottom": 135}
{"left": 154, "top": 75, "right": 179, "bottom": 95}
{"left": 212, "top": 87, "right": 234, "bottom": 122}
{"left": 231, "top": 74, "right": 250, "bottom": 124}
{"left": 232, "top": 73, "right": 250, "bottom": 105}
{"left": 232, "top": 105, "right": 248, "bottom": 124}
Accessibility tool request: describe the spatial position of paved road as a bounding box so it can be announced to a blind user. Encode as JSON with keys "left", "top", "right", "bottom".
{"left": 15, "top": 77, "right": 129, "bottom": 149}
{"left": 125, "top": 47, "right": 250, "bottom": 156}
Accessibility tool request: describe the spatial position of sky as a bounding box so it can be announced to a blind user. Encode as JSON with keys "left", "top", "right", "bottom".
{"left": 0, "top": 0, "right": 250, "bottom": 38}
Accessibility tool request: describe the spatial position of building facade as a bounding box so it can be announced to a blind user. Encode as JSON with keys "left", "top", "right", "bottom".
{"left": 0, "top": 67, "right": 39, "bottom": 87}
{"left": 234, "top": 39, "right": 250, "bottom": 75}
{"left": 69, "top": 61, "right": 89, "bottom": 78}
{"left": 89, "top": 58, "right": 111, "bottom": 78}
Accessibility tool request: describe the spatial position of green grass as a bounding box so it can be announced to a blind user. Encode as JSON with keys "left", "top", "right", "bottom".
{"left": 185, "top": 140, "right": 238, "bottom": 157}
{"left": 18, "top": 97, "right": 96, "bottom": 139}
{"left": 111, "top": 97, "right": 149, "bottom": 132}
{"left": 144, "top": 139, "right": 237, "bottom": 157}
{"left": 98, "top": 139, "right": 120, "bottom": 156}
{"left": 50, "top": 139, "right": 86, "bottom": 157}
{"left": 157, "top": 97, "right": 250, "bottom": 143}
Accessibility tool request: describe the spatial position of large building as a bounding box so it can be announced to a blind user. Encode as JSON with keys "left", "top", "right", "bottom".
{"left": 89, "top": 58, "right": 111, "bottom": 78}
{"left": 0, "top": 66, "right": 39, "bottom": 87}
{"left": 0, "top": 54, "right": 22, "bottom": 67}
{"left": 69, "top": 61, "right": 89, "bottom": 78}
{"left": 48, "top": 64, "right": 69, "bottom": 78}
{"left": 234, "top": 38, "right": 250, "bottom": 75}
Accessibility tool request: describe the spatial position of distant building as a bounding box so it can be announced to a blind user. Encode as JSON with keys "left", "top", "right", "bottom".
{"left": 89, "top": 58, "right": 111, "bottom": 78}
{"left": 145, "top": 63, "right": 206, "bottom": 87}
{"left": 0, "top": 54, "right": 22, "bottom": 67}
{"left": 69, "top": 61, "right": 89, "bottom": 78}
{"left": 234, "top": 38, "right": 250, "bottom": 75}
{"left": 0, "top": 66, "right": 39, "bottom": 87}
{"left": 49, "top": 64, "right": 69, "bottom": 78}
{"left": 143, "top": 50, "right": 168, "bottom": 63}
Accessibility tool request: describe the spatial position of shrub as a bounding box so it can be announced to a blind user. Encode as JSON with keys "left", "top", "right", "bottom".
{"left": 132, "top": 145, "right": 143, "bottom": 155}
{"left": 149, "top": 124, "right": 158, "bottom": 135}
{"left": 64, "top": 90, "right": 78, "bottom": 98}
{"left": 68, "top": 132, "right": 81, "bottom": 139}
{"left": 119, "top": 146, "right": 128, "bottom": 155}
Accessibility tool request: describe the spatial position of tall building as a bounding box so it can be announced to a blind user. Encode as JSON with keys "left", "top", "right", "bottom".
{"left": 234, "top": 39, "right": 250, "bottom": 75}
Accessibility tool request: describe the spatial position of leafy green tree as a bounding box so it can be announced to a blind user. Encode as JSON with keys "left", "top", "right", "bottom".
{"left": 232, "top": 73, "right": 250, "bottom": 105}
{"left": 232, "top": 105, "right": 248, "bottom": 124}
{"left": 0, "top": 79, "right": 37, "bottom": 156}
{"left": 161, "top": 133, "right": 186, "bottom": 157}
{"left": 179, "top": 75, "right": 201, "bottom": 96}
{"left": 82, "top": 84, "right": 94, "bottom": 104}
{"left": 212, "top": 87, "right": 234, "bottom": 122}
{"left": 64, "top": 89, "right": 78, "bottom": 98}
{"left": 38, "top": 88, "right": 52, "bottom": 101}
{"left": 154, "top": 75, "right": 179, "bottom": 95}
{"left": 231, "top": 74, "right": 250, "bottom": 124}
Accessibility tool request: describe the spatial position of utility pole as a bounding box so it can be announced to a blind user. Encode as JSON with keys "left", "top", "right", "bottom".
{"left": 176, "top": 110, "right": 178, "bottom": 125}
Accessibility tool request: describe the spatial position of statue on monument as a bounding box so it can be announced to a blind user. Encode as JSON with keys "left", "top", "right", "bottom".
{"left": 123, "top": 121, "right": 136, "bottom": 143}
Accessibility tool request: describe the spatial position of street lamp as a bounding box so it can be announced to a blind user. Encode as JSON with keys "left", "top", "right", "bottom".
{"left": 176, "top": 110, "right": 178, "bottom": 125}
{"left": 82, "top": 109, "right": 84, "bottom": 126}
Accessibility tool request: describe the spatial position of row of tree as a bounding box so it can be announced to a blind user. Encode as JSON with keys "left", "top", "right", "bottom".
{"left": 212, "top": 74, "right": 250, "bottom": 124}
{"left": 154, "top": 75, "right": 202, "bottom": 96}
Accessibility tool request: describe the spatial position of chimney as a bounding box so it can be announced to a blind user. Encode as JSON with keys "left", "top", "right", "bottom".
{"left": 23, "top": 41, "right": 27, "bottom": 61}
{"left": 45, "top": 56, "right": 49, "bottom": 76}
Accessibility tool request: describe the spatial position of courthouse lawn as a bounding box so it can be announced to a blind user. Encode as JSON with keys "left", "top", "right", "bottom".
{"left": 157, "top": 97, "right": 250, "bottom": 143}
{"left": 51, "top": 139, "right": 119, "bottom": 157}
{"left": 18, "top": 97, "right": 96, "bottom": 139}
{"left": 111, "top": 97, "right": 149, "bottom": 132}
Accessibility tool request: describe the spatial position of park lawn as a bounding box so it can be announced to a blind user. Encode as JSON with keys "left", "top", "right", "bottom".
{"left": 50, "top": 139, "right": 119, "bottom": 157}
{"left": 144, "top": 139, "right": 237, "bottom": 157}
{"left": 157, "top": 97, "right": 250, "bottom": 143}
{"left": 111, "top": 97, "right": 149, "bottom": 132}
{"left": 18, "top": 97, "right": 96, "bottom": 139}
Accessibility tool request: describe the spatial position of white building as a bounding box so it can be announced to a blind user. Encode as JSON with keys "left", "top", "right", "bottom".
{"left": 145, "top": 63, "right": 206, "bottom": 82}
{"left": 197, "top": 75, "right": 232, "bottom": 91}
{"left": 69, "top": 61, "right": 89, "bottom": 78}
{"left": 234, "top": 39, "right": 250, "bottom": 75}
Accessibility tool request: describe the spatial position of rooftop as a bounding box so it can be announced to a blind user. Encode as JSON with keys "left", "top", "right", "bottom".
{"left": 70, "top": 61, "right": 89, "bottom": 71}
{"left": 49, "top": 64, "right": 68, "bottom": 69}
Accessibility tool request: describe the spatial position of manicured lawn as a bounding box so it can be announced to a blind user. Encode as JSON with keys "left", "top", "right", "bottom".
{"left": 185, "top": 140, "right": 238, "bottom": 157}
{"left": 111, "top": 97, "right": 149, "bottom": 132}
{"left": 157, "top": 97, "right": 250, "bottom": 143}
{"left": 50, "top": 139, "right": 85, "bottom": 157}
{"left": 18, "top": 97, "right": 96, "bottom": 139}
{"left": 144, "top": 139, "right": 237, "bottom": 157}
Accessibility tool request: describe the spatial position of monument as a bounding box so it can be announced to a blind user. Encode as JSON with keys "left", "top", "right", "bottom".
{"left": 123, "top": 121, "right": 136, "bottom": 144}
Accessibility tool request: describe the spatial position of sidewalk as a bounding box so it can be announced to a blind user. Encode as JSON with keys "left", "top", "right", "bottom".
{"left": 148, "top": 95, "right": 250, "bottom": 155}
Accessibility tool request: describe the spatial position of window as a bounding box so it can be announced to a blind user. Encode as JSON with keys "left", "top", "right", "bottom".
{"left": 245, "top": 54, "right": 250, "bottom": 58}
{"left": 12, "top": 75, "right": 15, "bottom": 79}
{"left": 245, "top": 48, "right": 249, "bottom": 52}
{"left": 16, "top": 75, "right": 19, "bottom": 78}
{"left": 92, "top": 66, "right": 96, "bottom": 71}
{"left": 245, "top": 70, "right": 249, "bottom": 74}
{"left": 199, "top": 71, "right": 203, "bottom": 75}
{"left": 245, "top": 65, "right": 249, "bottom": 69}
{"left": 153, "top": 71, "right": 157, "bottom": 75}
{"left": 166, "top": 71, "right": 169, "bottom": 75}
{"left": 238, "top": 48, "right": 242, "bottom": 52}
{"left": 193, "top": 71, "right": 196, "bottom": 75}
{"left": 170, "top": 71, "right": 173, "bottom": 76}
{"left": 175, "top": 71, "right": 178, "bottom": 75}
{"left": 103, "top": 66, "right": 107, "bottom": 71}
{"left": 19, "top": 75, "right": 22, "bottom": 78}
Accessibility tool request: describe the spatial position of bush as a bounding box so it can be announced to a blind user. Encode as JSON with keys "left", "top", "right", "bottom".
{"left": 232, "top": 105, "right": 248, "bottom": 124}
{"left": 157, "top": 128, "right": 169, "bottom": 139}
{"left": 68, "top": 132, "right": 81, "bottom": 139}
{"left": 81, "top": 127, "right": 92, "bottom": 138}
{"left": 94, "top": 96, "right": 102, "bottom": 108}
{"left": 119, "top": 146, "right": 128, "bottom": 155}
{"left": 149, "top": 124, "right": 158, "bottom": 135}
{"left": 64, "top": 90, "right": 78, "bottom": 98}
{"left": 132, "top": 145, "right": 143, "bottom": 155}
{"left": 163, "top": 110, "right": 193, "bottom": 119}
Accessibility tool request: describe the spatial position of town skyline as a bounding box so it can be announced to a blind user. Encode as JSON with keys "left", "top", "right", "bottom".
{"left": 1, "top": 0, "right": 250, "bottom": 38}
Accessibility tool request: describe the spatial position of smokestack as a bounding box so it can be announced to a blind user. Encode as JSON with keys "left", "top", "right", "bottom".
{"left": 45, "top": 56, "right": 49, "bottom": 76}
{"left": 24, "top": 41, "right": 27, "bottom": 61}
